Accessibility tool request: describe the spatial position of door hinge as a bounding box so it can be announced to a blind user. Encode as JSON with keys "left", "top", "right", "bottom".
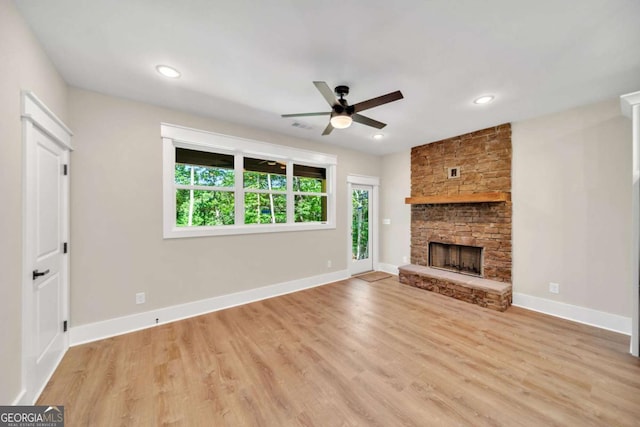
{"left": 63, "top": 320, "right": 68, "bottom": 332}
{"left": 63, "top": 164, "right": 68, "bottom": 176}
{"left": 63, "top": 242, "right": 68, "bottom": 254}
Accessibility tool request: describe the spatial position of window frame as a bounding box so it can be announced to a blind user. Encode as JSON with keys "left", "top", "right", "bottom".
{"left": 162, "top": 123, "right": 337, "bottom": 238}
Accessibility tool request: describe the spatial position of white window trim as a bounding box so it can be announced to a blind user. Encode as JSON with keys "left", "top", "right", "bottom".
{"left": 162, "top": 123, "right": 337, "bottom": 238}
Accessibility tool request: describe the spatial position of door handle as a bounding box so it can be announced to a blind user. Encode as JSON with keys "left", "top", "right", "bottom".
{"left": 33, "top": 269, "right": 50, "bottom": 280}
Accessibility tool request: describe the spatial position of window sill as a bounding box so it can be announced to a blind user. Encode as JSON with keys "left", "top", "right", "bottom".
{"left": 164, "top": 221, "right": 335, "bottom": 239}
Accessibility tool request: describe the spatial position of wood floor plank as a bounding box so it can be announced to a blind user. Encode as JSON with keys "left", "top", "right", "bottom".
{"left": 38, "top": 276, "right": 640, "bottom": 426}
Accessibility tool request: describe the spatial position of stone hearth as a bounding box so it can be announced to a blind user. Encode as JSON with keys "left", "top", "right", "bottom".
{"left": 399, "top": 265, "right": 512, "bottom": 312}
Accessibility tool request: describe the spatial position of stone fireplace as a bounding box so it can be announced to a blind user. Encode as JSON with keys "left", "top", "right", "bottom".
{"left": 411, "top": 201, "right": 511, "bottom": 282}
{"left": 399, "top": 124, "right": 513, "bottom": 311}
{"left": 429, "top": 242, "right": 482, "bottom": 277}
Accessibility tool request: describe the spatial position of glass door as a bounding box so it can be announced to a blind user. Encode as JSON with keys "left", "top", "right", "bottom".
{"left": 351, "top": 184, "right": 373, "bottom": 274}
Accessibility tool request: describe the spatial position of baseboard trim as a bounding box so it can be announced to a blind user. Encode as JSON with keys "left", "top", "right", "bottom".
{"left": 377, "top": 263, "right": 399, "bottom": 275}
{"left": 70, "top": 269, "right": 349, "bottom": 346}
{"left": 512, "top": 292, "right": 632, "bottom": 335}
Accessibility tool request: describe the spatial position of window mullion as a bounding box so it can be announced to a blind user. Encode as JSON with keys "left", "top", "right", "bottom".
{"left": 244, "top": 188, "right": 286, "bottom": 195}
{"left": 293, "top": 191, "right": 328, "bottom": 197}
{"left": 234, "top": 153, "right": 244, "bottom": 225}
{"left": 286, "top": 161, "right": 294, "bottom": 223}
{"left": 176, "top": 184, "right": 235, "bottom": 192}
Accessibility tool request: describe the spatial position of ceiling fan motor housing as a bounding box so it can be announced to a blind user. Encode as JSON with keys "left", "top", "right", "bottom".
{"left": 332, "top": 103, "right": 353, "bottom": 115}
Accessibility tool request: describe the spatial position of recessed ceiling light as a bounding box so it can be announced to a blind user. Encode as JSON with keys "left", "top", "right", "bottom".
{"left": 473, "top": 95, "right": 494, "bottom": 105}
{"left": 156, "top": 65, "right": 181, "bottom": 79}
{"left": 372, "top": 133, "right": 384, "bottom": 140}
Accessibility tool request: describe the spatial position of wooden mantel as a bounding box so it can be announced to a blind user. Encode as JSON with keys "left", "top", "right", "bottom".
{"left": 405, "top": 191, "right": 511, "bottom": 205}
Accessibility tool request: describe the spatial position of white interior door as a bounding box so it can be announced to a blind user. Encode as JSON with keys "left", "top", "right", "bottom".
{"left": 350, "top": 184, "right": 373, "bottom": 275}
{"left": 22, "top": 92, "right": 72, "bottom": 403}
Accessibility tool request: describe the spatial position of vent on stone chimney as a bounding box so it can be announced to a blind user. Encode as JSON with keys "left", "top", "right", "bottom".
{"left": 447, "top": 166, "right": 460, "bottom": 179}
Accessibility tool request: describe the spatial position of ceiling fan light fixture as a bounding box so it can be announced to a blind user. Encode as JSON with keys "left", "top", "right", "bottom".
{"left": 330, "top": 114, "right": 352, "bottom": 129}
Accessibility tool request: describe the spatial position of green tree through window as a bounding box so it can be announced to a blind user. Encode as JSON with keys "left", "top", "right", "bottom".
{"left": 352, "top": 189, "right": 369, "bottom": 260}
{"left": 294, "top": 164, "right": 327, "bottom": 222}
{"left": 175, "top": 149, "right": 235, "bottom": 227}
{"left": 244, "top": 158, "right": 287, "bottom": 224}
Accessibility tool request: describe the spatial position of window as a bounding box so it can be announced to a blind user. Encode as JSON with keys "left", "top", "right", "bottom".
{"left": 243, "top": 157, "right": 287, "bottom": 224}
{"left": 162, "top": 123, "right": 336, "bottom": 238}
{"left": 175, "top": 148, "right": 235, "bottom": 226}
{"left": 294, "top": 164, "right": 327, "bottom": 223}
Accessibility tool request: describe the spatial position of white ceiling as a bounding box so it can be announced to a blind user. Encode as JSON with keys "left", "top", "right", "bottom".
{"left": 15, "top": 0, "right": 640, "bottom": 155}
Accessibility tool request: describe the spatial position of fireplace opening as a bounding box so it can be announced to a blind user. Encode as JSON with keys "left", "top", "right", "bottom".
{"left": 429, "top": 242, "right": 482, "bottom": 277}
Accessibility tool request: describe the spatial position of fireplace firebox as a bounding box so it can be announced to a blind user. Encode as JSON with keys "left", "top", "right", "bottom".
{"left": 429, "top": 242, "right": 482, "bottom": 277}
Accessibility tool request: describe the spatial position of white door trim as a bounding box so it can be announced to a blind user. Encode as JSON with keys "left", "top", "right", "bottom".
{"left": 621, "top": 90, "right": 640, "bottom": 357}
{"left": 21, "top": 92, "right": 73, "bottom": 150}
{"left": 21, "top": 91, "right": 73, "bottom": 404}
{"left": 347, "top": 174, "right": 379, "bottom": 275}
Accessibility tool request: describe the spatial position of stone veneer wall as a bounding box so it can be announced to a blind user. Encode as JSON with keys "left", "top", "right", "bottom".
{"left": 411, "top": 124, "right": 512, "bottom": 282}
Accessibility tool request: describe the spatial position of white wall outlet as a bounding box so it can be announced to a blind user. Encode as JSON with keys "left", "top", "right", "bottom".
{"left": 382, "top": 218, "right": 391, "bottom": 225}
{"left": 402, "top": 256, "right": 408, "bottom": 264}
{"left": 327, "top": 260, "right": 332, "bottom": 268}
{"left": 136, "top": 292, "right": 146, "bottom": 304}
{"left": 549, "top": 282, "right": 560, "bottom": 294}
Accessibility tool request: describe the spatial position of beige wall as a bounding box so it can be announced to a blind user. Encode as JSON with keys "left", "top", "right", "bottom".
{"left": 512, "top": 99, "right": 632, "bottom": 316}
{"left": 68, "top": 88, "right": 381, "bottom": 325}
{"left": 379, "top": 150, "right": 411, "bottom": 269}
{"left": 0, "top": 1, "right": 68, "bottom": 404}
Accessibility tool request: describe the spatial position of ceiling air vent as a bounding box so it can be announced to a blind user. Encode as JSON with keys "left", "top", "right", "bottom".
{"left": 291, "top": 121, "right": 313, "bottom": 130}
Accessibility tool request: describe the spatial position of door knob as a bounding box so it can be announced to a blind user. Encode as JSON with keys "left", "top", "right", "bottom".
{"left": 32, "top": 269, "right": 50, "bottom": 280}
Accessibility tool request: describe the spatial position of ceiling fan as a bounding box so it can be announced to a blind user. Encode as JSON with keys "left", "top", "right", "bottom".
{"left": 282, "top": 81, "right": 404, "bottom": 135}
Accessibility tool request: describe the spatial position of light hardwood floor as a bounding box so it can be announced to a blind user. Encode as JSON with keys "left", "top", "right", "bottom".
{"left": 38, "top": 276, "right": 640, "bottom": 426}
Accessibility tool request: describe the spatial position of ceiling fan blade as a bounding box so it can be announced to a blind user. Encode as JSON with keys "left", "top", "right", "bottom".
{"left": 352, "top": 114, "right": 387, "bottom": 129}
{"left": 313, "top": 81, "right": 338, "bottom": 107}
{"left": 281, "top": 112, "right": 330, "bottom": 118}
{"left": 322, "top": 122, "right": 334, "bottom": 135}
{"left": 352, "top": 90, "right": 404, "bottom": 113}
